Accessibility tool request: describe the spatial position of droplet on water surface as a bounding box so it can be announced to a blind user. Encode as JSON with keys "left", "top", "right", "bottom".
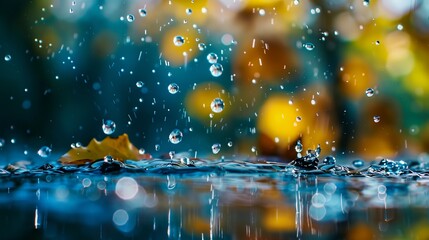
{"left": 212, "top": 143, "right": 221, "bottom": 154}
{"left": 366, "top": 88, "right": 374, "bottom": 97}
{"left": 295, "top": 140, "right": 303, "bottom": 153}
{"left": 210, "top": 98, "right": 225, "bottom": 113}
{"left": 323, "top": 156, "right": 336, "bottom": 165}
{"left": 104, "top": 155, "right": 114, "bottom": 163}
{"left": 173, "top": 36, "right": 185, "bottom": 46}
{"left": 206, "top": 53, "right": 218, "bottom": 64}
{"left": 102, "top": 120, "right": 116, "bottom": 135}
{"left": 209, "top": 63, "right": 223, "bottom": 77}
{"left": 167, "top": 83, "right": 179, "bottom": 94}
{"left": 37, "top": 146, "right": 52, "bottom": 158}
{"left": 169, "top": 129, "right": 183, "bottom": 144}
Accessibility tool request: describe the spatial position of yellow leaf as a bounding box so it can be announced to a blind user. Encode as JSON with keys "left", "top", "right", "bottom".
{"left": 59, "top": 134, "right": 151, "bottom": 165}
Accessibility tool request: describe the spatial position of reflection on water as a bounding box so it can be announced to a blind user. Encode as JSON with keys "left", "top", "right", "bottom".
{"left": 1, "top": 158, "right": 429, "bottom": 239}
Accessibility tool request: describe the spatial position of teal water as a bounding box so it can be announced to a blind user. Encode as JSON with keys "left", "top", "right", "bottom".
{"left": 1, "top": 157, "right": 428, "bottom": 239}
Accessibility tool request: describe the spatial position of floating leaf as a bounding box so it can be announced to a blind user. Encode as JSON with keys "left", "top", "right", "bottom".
{"left": 59, "top": 134, "right": 151, "bottom": 165}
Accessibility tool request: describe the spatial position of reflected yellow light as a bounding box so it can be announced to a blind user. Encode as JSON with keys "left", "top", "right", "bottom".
{"left": 263, "top": 206, "right": 295, "bottom": 232}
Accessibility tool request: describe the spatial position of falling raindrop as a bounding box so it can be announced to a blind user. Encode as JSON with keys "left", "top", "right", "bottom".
{"left": 366, "top": 88, "right": 374, "bottom": 97}
{"left": 295, "top": 140, "right": 303, "bottom": 153}
{"left": 173, "top": 36, "right": 185, "bottom": 46}
{"left": 136, "top": 81, "right": 144, "bottom": 88}
{"left": 212, "top": 143, "right": 221, "bottom": 154}
{"left": 169, "top": 129, "right": 183, "bottom": 144}
{"left": 0, "top": 139, "right": 5, "bottom": 147}
{"left": 209, "top": 63, "right": 223, "bottom": 77}
{"left": 186, "top": 8, "right": 192, "bottom": 15}
{"left": 139, "top": 148, "right": 145, "bottom": 154}
{"left": 210, "top": 98, "right": 225, "bottom": 113}
{"left": 227, "top": 141, "right": 233, "bottom": 147}
{"left": 4, "top": 55, "right": 11, "bottom": 61}
{"left": 198, "top": 43, "right": 206, "bottom": 51}
{"left": 373, "top": 115, "right": 381, "bottom": 123}
{"left": 126, "top": 14, "right": 135, "bottom": 22}
{"left": 167, "top": 83, "right": 179, "bottom": 94}
{"left": 296, "top": 116, "right": 302, "bottom": 122}
{"left": 102, "top": 120, "right": 116, "bottom": 135}
{"left": 259, "top": 9, "right": 266, "bottom": 16}
{"left": 206, "top": 53, "right": 218, "bottom": 64}
{"left": 352, "top": 159, "right": 364, "bottom": 168}
{"left": 37, "top": 146, "right": 52, "bottom": 158}
{"left": 139, "top": 8, "right": 147, "bottom": 17}
{"left": 304, "top": 43, "right": 315, "bottom": 51}
{"left": 363, "top": 0, "right": 369, "bottom": 7}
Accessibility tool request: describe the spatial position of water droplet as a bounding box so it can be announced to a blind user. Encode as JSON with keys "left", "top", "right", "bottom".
{"left": 198, "top": 43, "right": 206, "bottom": 51}
{"left": 209, "top": 63, "right": 223, "bottom": 77}
{"left": 397, "top": 24, "right": 403, "bottom": 31}
{"left": 167, "top": 175, "right": 176, "bottom": 190}
{"left": 155, "top": 144, "right": 160, "bottom": 151}
{"left": 102, "top": 120, "right": 116, "bottom": 135}
{"left": 304, "top": 43, "right": 315, "bottom": 51}
{"left": 311, "top": 99, "right": 316, "bottom": 105}
{"left": 296, "top": 116, "right": 302, "bottom": 122}
{"left": 139, "top": 8, "right": 147, "bottom": 17}
{"left": 210, "top": 98, "right": 225, "bottom": 113}
{"left": 323, "top": 156, "right": 336, "bottom": 165}
{"left": 373, "top": 115, "right": 381, "bottom": 123}
{"left": 363, "top": 0, "right": 369, "bottom": 6}
{"left": 167, "top": 83, "right": 179, "bottom": 94}
{"left": 295, "top": 140, "right": 303, "bottom": 153}
{"left": 126, "top": 14, "right": 135, "bottom": 22}
{"left": 104, "top": 155, "right": 114, "bottom": 163}
{"left": 4, "top": 55, "right": 11, "bottom": 61}
{"left": 136, "top": 81, "right": 144, "bottom": 88}
{"left": 138, "top": 148, "right": 145, "bottom": 154}
{"left": 186, "top": 8, "right": 192, "bottom": 15}
{"left": 375, "top": 40, "right": 380, "bottom": 45}
{"left": 169, "top": 129, "right": 183, "bottom": 144}
{"left": 293, "top": 0, "right": 300, "bottom": 5}
{"left": 227, "top": 141, "right": 233, "bottom": 147}
{"left": 206, "top": 53, "right": 218, "bottom": 64}
{"left": 0, "top": 138, "right": 5, "bottom": 147}
{"left": 37, "top": 146, "right": 52, "bottom": 158}
{"left": 251, "top": 146, "right": 257, "bottom": 153}
{"left": 315, "top": 144, "right": 321, "bottom": 157}
{"left": 169, "top": 151, "right": 175, "bottom": 159}
{"left": 211, "top": 143, "right": 221, "bottom": 154}
{"left": 75, "top": 142, "right": 82, "bottom": 148}
{"left": 259, "top": 9, "right": 266, "bottom": 16}
{"left": 352, "top": 159, "right": 364, "bottom": 168}
{"left": 366, "top": 88, "right": 374, "bottom": 97}
{"left": 173, "top": 35, "right": 185, "bottom": 46}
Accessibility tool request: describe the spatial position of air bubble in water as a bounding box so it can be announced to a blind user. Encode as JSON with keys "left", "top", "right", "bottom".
{"left": 366, "top": 88, "right": 374, "bottom": 97}
{"left": 206, "top": 53, "right": 218, "bottom": 64}
{"left": 102, "top": 120, "right": 116, "bottom": 135}
{"left": 363, "top": 0, "right": 369, "bottom": 6}
{"left": 373, "top": 115, "right": 381, "bottom": 123}
{"left": 209, "top": 63, "right": 223, "bottom": 77}
{"left": 304, "top": 43, "right": 315, "bottom": 51}
{"left": 295, "top": 140, "right": 303, "bottom": 153}
{"left": 167, "top": 83, "right": 179, "bottom": 94}
{"left": 173, "top": 36, "right": 185, "bottom": 46}
{"left": 352, "top": 159, "right": 364, "bottom": 168}
{"left": 4, "top": 55, "right": 11, "bottom": 61}
{"left": 212, "top": 143, "right": 221, "bottom": 154}
{"left": 139, "top": 8, "right": 147, "bottom": 17}
{"left": 210, "top": 98, "right": 225, "bottom": 113}
{"left": 37, "top": 146, "right": 52, "bottom": 158}
{"left": 126, "top": 14, "right": 135, "bottom": 22}
{"left": 186, "top": 8, "right": 192, "bottom": 15}
{"left": 169, "top": 129, "right": 183, "bottom": 144}
{"left": 136, "top": 81, "right": 144, "bottom": 88}
{"left": 198, "top": 43, "right": 206, "bottom": 51}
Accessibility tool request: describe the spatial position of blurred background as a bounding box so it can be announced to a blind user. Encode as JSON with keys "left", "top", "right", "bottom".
{"left": 0, "top": 0, "right": 428, "bottom": 162}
